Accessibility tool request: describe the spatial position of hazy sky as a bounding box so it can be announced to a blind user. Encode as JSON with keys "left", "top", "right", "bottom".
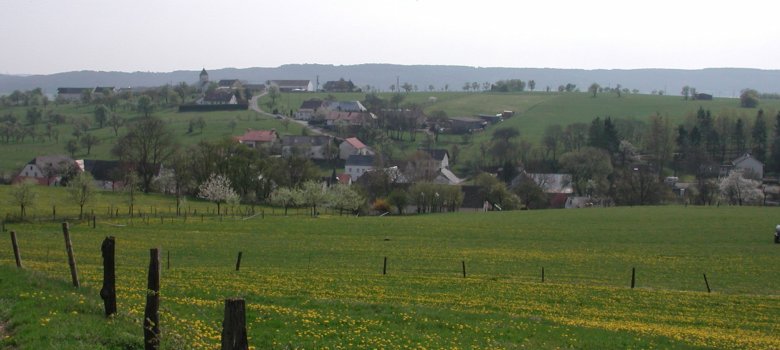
{"left": 2, "top": 0, "right": 778, "bottom": 74}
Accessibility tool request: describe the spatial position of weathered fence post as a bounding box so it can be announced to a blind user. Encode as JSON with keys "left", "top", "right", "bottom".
{"left": 462, "top": 260, "right": 466, "bottom": 278}
{"left": 10, "top": 231, "right": 22, "bottom": 268}
{"left": 167, "top": 250, "right": 171, "bottom": 270}
{"left": 144, "top": 248, "right": 161, "bottom": 350}
{"left": 383, "top": 257, "right": 387, "bottom": 275}
{"left": 62, "top": 222, "right": 80, "bottom": 287}
{"left": 631, "top": 267, "right": 636, "bottom": 289}
{"left": 703, "top": 273, "right": 711, "bottom": 293}
{"left": 541, "top": 267, "right": 545, "bottom": 283}
{"left": 93, "top": 215, "right": 97, "bottom": 229}
{"left": 221, "top": 298, "right": 249, "bottom": 350}
{"left": 235, "top": 252, "right": 242, "bottom": 271}
{"left": 100, "top": 236, "right": 117, "bottom": 317}
{"left": 52, "top": 205, "right": 56, "bottom": 221}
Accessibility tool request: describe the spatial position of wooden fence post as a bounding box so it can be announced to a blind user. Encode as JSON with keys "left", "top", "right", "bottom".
{"left": 221, "top": 298, "right": 249, "bottom": 350}
{"left": 703, "top": 273, "right": 711, "bottom": 293}
{"left": 631, "top": 267, "right": 636, "bottom": 289}
{"left": 462, "top": 260, "right": 466, "bottom": 278}
{"left": 235, "top": 252, "right": 242, "bottom": 271}
{"left": 10, "top": 231, "right": 22, "bottom": 268}
{"left": 144, "top": 248, "right": 161, "bottom": 350}
{"left": 541, "top": 267, "right": 545, "bottom": 283}
{"left": 52, "top": 205, "right": 56, "bottom": 221}
{"left": 93, "top": 215, "right": 97, "bottom": 229}
{"left": 383, "top": 257, "right": 387, "bottom": 275}
{"left": 167, "top": 250, "right": 170, "bottom": 270}
{"left": 100, "top": 236, "right": 116, "bottom": 317}
{"left": 62, "top": 222, "right": 80, "bottom": 288}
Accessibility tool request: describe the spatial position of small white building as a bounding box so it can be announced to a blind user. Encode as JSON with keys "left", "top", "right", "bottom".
{"left": 732, "top": 153, "right": 764, "bottom": 179}
{"left": 346, "top": 155, "right": 375, "bottom": 181}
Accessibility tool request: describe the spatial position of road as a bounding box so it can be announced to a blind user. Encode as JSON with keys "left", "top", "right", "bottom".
{"left": 249, "top": 93, "right": 326, "bottom": 136}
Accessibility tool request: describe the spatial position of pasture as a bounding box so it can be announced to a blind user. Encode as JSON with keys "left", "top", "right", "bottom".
{"left": 0, "top": 187, "right": 778, "bottom": 349}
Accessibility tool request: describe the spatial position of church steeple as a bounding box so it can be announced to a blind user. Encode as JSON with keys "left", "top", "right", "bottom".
{"left": 199, "top": 68, "right": 209, "bottom": 84}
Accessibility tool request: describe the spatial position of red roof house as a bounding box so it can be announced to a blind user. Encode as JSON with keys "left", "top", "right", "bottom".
{"left": 235, "top": 129, "right": 278, "bottom": 148}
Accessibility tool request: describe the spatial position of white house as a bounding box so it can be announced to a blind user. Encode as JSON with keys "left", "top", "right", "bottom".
{"left": 281, "top": 135, "right": 332, "bottom": 159}
{"left": 269, "top": 80, "right": 313, "bottom": 92}
{"left": 730, "top": 153, "right": 764, "bottom": 179}
{"left": 14, "top": 155, "right": 74, "bottom": 185}
{"left": 339, "top": 137, "right": 371, "bottom": 160}
{"left": 346, "top": 155, "right": 375, "bottom": 181}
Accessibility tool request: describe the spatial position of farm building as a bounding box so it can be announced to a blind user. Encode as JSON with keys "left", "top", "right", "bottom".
{"left": 235, "top": 129, "right": 279, "bottom": 148}
{"left": 269, "top": 80, "right": 313, "bottom": 92}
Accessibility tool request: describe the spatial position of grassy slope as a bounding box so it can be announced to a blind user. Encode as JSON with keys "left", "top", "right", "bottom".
{"left": 0, "top": 187, "right": 777, "bottom": 349}
{"left": 0, "top": 104, "right": 303, "bottom": 173}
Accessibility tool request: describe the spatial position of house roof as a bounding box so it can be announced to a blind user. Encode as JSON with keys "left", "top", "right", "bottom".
{"left": 326, "top": 111, "right": 371, "bottom": 123}
{"left": 94, "top": 87, "right": 115, "bottom": 94}
{"left": 78, "top": 159, "right": 124, "bottom": 181}
{"left": 29, "top": 155, "right": 73, "bottom": 168}
{"left": 237, "top": 129, "right": 277, "bottom": 143}
{"left": 343, "top": 137, "right": 366, "bottom": 149}
{"left": 346, "top": 154, "right": 374, "bottom": 166}
{"left": 327, "top": 101, "right": 367, "bottom": 112}
{"left": 336, "top": 173, "right": 352, "bottom": 185}
{"left": 300, "top": 99, "right": 325, "bottom": 110}
{"left": 281, "top": 135, "right": 331, "bottom": 147}
{"left": 435, "top": 168, "right": 462, "bottom": 185}
{"left": 218, "top": 79, "right": 241, "bottom": 87}
{"left": 732, "top": 153, "right": 764, "bottom": 166}
{"left": 204, "top": 90, "right": 236, "bottom": 103}
{"left": 270, "top": 80, "right": 311, "bottom": 88}
{"left": 449, "top": 116, "right": 484, "bottom": 123}
{"left": 57, "top": 87, "right": 92, "bottom": 94}
{"left": 425, "top": 149, "right": 449, "bottom": 161}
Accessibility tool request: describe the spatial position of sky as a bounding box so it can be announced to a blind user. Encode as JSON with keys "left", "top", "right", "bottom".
{"left": 1, "top": 0, "right": 779, "bottom": 75}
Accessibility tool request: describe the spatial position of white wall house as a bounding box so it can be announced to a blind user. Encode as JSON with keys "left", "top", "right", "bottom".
{"left": 346, "top": 155, "right": 374, "bottom": 181}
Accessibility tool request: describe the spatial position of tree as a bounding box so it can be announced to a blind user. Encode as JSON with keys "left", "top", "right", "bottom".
{"left": 81, "top": 89, "right": 92, "bottom": 104}
{"left": 740, "top": 89, "right": 759, "bottom": 108}
{"left": 80, "top": 133, "right": 100, "bottom": 155}
{"left": 681, "top": 86, "right": 690, "bottom": 100}
{"left": 401, "top": 82, "right": 413, "bottom": 93}
{"left": 512, "top": 174, "right": 547, "bottom": 209}
{"left": 300, "top": 181, "right": 328, "bottom": 217}
{"left": 528, "top": 80, "right": 536, "bottom": 91}
{"left": 328, "top": 184, "right": 364, "bottom": 215}
{"left": 108, "top": 113, "right": 124, "bottom": 136}
{"left": 270, "top": 187, "right": 301, "bottom": 216}
{"left": 136, "top": 95, "right": 154, "bottom": 117}
{"left": 198, "top": 173, "right": 239, "bottom": 214}
{"left": 9, "top": 179, "right": 37, "bottom": 219}
{"left": 588, "top": 83, "right": 600, "bottom": 97}
{"left": 267, "top": 85, "right": 281, "bottom": 107}
{"left": 752, "top": 109, "right": 767, "bottom": 163}
{"left": 112, "top": 116, "right": 177, "bottom": 192}
{"left": 387, "top": 189, "right": 408, "bottom": 215}
{"left": 770, "top": 112, "right": 780, "bottom": 173}
{"left": 26, "top": 107, "right": 42, "bottom": 125}
{"left": 68, "top": 172, "right": 96, "bottom": 219}
{"left": 560, "top": 147, "right": 613, "bottom": 197}
{"left": 719, "top": 171, "right": 762, "bottom": 205}
{"left": 94, "top": 104, "right": 109, "bottom": 128}
{"left": 66, "top": 138, "right": 80, "bottom": 157}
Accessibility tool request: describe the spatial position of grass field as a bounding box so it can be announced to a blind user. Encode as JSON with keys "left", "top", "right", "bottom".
{"left": 0, "top": 103, "right": 303, "bottom": 172}
{"left": 0, "top": 186, "right": 778, "bottom": 349}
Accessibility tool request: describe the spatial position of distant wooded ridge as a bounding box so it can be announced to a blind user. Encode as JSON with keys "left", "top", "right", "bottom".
{"left": 2, "top": 64, "right": 780, "bottom": 97}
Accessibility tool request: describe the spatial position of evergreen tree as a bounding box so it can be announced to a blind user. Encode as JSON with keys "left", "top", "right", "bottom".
{"left": 751, "top": 109, "right": 767, "bottom": 162}
{"left": 770, "top": 112, "right": 780, "bottom": 173}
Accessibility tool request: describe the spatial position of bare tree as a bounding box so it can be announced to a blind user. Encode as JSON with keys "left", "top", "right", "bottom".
{"left": 9, "top": 180, "right": 37, "bottom": 219}
{"left": 112, "top": 116, "right": 177, "bottom": 193}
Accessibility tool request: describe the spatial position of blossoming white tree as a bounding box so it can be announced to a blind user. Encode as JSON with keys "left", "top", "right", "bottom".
{"left": 198, "top": 173, "right": 239, "bottom": 214}
{"left": 719, "top": 171, "right": 762, "bottom": 205}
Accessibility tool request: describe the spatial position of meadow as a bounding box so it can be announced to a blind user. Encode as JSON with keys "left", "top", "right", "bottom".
{"left": 0, "top": 103, "right": 303, "bottom": 172}
{"left": 0, "top": 186, "right": 778, "bottom": 349}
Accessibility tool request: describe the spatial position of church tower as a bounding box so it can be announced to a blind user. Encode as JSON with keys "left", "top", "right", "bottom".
{"left": 199, "top": 68, "right": 209, "bottom": 84}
